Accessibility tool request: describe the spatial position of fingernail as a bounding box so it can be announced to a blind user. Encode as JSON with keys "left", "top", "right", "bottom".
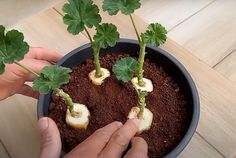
{"left": 131, "top": 118, "right": 140, "bottom": 126}
{"left": 38, "top": 117, "right": 49, "bottom": 133}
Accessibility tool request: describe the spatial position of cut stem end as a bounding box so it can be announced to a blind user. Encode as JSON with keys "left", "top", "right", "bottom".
{"left": 131, "top": 77, "right": 153, "bottom": 92}
{"left": 66, "top": 103, "right": 90, "bottom": 129}
{"left": 88, "top": 68, "right": 110, "bottom": 85}
{"left": 128, "top": 107, "right": 153, "bottom": 134}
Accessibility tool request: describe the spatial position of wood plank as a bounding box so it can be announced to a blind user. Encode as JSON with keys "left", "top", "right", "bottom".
{"left": 168, "top": 1, "right": 236, "bottom": 67}
{"left": 0, "top": 95, "right": 40, "bottom": 158}
{"left": 163, "top": 39, "right": 236, "bottom": 158}
{"left": 0, "top": 0, "right": 62, "bottom": 27}
{"left": 12, "top": 9, "right": 89, "bottom": 55}
{"left": 0, "top": 139, "right": 10, "bottom": 158}
{"left": 136, "top": 0, "right": 215, "bottom": 31}
{"left": 178, "top": 133, "right": 224, "bottom": 158}
{"left": 215, "top": 50, "right": 236, "bottom": 82}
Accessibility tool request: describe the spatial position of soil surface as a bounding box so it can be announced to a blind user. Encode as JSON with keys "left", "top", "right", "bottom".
{"left": 49, "top": 53, "right": 190, "bottom": 158}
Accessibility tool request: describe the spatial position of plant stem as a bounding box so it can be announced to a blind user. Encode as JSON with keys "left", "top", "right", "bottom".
{"left": 137, "top": 91, "right": 147, "bottom": 119}
{"left": 92, "top": 44, "right": 102, "bottom": 77}
{"left": 130, "top": 14, "right": 141, "bottom": 44}
{"left": 137, "top": 38, "right": 146, "bottom": 86}
{"left": 84, "top": 27, "right": 102, "bottom": 77}
{"left": 130, "top": 15, "right": 146, "bottom": 86}
{"left": 53, "top": 88, "right": 74, "bottom": 111}
{"left": 84, "top": 27, "right": 93, "bottom": 44}
{"left": 14, "top": 60, "right": 39, "bottom": 77}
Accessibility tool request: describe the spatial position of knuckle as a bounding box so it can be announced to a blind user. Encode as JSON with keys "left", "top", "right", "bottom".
{"left": 127, "top": 119, "right": 139, "bottom": 130}
{"left": 112, "top": 121, "right": 123, "bottom": 129}
{"left": 93, "top": 128, "right": 110, "bottom": 142}
{"left": 133, "top": 137, "right": 148, "bottom": 146}
{"left": 112, "top": 132, "right": 129, "bottom": 147}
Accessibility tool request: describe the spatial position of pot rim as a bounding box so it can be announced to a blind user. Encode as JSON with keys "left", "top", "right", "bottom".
{"left": 38, "top": 38, "right": 200, "bottom": 158}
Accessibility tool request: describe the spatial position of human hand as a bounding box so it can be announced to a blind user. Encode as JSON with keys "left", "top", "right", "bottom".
{"left": 38, "top": 117, "right": 148, "bottom": 158}
{"left": 65, "top": 118, "right": 148, "bottom": 158}
{"left": 0, "top": 47, "right": 62, "bottom": 100}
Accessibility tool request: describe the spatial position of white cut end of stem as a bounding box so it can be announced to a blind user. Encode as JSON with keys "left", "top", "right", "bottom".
{"left": 66, "top": 103, "right": 90, "bottom": 129}
{"left": 131, "top": 77, "right": 153, "bottom": 92}
{"left": 128, "top": 107, "right": 153, "bottom": 133}
{"left": 88, "top": 68, "right": 110, "bottom": 85}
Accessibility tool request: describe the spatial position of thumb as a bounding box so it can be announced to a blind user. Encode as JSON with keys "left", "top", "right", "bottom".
{"left": 38, "top": 117, "right": 61, "bottom": 158}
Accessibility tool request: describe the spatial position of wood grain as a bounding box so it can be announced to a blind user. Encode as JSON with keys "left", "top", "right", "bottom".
{"left": 0, "top": 0, "right": 62, "bottom": 27}
{"left": 163, "top": 39, "right": 236, "bottom": 157}
{"left": 168, "top": 0, "right": 236, "bottom": 67}
{"left": 215, "top": 50, "right": 236, "bottom": 82}
{"left": 178, "top": 133, "right": 224, "bottom": 158}
{"left": 136, "top": 0, "right": 215, "bottom": 31}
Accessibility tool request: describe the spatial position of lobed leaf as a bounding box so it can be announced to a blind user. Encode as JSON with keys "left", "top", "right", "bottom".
{"left": 142, "top": 23, "right": 167, "bottom": 47}
{"left": 33, "top": 65, "right": 72, "bottom": 94}
{"left": 112, "top": 57, "right": 139, "bottom": 82}
{"left": 0, "top": 25, "right": 29, "bottom": 74}
{"left": 103, "top": 0, "right": 141, "bottom": 15}
{"left": 93, "top": 23, "right": 120, "bottom": 48}
{"left": 63, "top": 0, "right": 101, "bottom": 35}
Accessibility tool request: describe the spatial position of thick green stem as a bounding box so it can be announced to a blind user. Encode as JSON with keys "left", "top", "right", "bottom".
{"left": 130, "top": 15, "right": 141, "bottom": 44}
{"left": 53, "top": 88, "right": 74, "bottom": 111}
{"left": 137, "top": 39, "right": 146, "bottom": 86}
{"left": 92, "top": 44, "right": 102, "bottom": 77}
{"left": 129, "top": 15, "right": 147, "bottom": 86}
{"left": 84, "top": 27, "right": 102, "bottom": 77}
{"left": 14, "top": 60, "right": 39, "bottom": 77}
{"left": 137, "top": 91, "right": 147, "bottom": 119}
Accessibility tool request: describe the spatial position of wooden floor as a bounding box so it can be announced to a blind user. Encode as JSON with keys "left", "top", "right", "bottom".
{"left": 0, "top": 0, "right": 236, "bottom": 157}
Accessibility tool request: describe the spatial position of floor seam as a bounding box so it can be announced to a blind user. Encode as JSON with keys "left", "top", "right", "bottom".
{"left": 0, "top": 139, "right": 11, "bottom": 158}
{"left": 168, "top": 0, "right": 216, "bottom": 32}
{"left": 196, "top": 132, "right": 226, "bottom": 158}
{"left": 213, "top": 48, "right": 236, "bottom": 68}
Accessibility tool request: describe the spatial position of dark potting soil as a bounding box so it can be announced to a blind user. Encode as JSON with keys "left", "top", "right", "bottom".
{"left": 49, "top": 53, "right": 190, "bottom": 158}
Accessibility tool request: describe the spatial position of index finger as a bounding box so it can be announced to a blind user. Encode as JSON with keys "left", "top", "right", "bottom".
{"left": 25, "top": 47, "right": 62, "bottom": 63}
{"left": 65, "top": 121, "right": 122, "bottom": 158}
{"left": 99, "top": 119, "right": 140, "bottom": 158}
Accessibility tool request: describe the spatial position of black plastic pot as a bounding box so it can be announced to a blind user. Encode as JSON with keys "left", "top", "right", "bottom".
{"left": 37, "top": 38, "right": 200, "bottom": 158}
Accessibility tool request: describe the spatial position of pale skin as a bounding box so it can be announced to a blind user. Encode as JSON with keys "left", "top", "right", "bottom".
{"left": 0, "top": 47, "right": 148, "bottom": 158}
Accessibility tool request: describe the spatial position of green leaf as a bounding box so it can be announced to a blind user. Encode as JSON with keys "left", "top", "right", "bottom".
{"left": 63, "top": 0, "right": 101, "bottom": 35}
{"left": 33, "top": 65, "right": 72, "bottom": 94}
{"left": 0, "top": 25, "right": 29, "bottom": 74}
{"left": 103, "top": 0, "right": 141, "bottom": 15}
{"left": 112, "top": 57, "right": 139, "bottom": 82}
{"left": 93, "top": 23, "right": 120, "bottom": 48}
{"left": 142, "top": 23, "right": 167, "bottom": 47}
